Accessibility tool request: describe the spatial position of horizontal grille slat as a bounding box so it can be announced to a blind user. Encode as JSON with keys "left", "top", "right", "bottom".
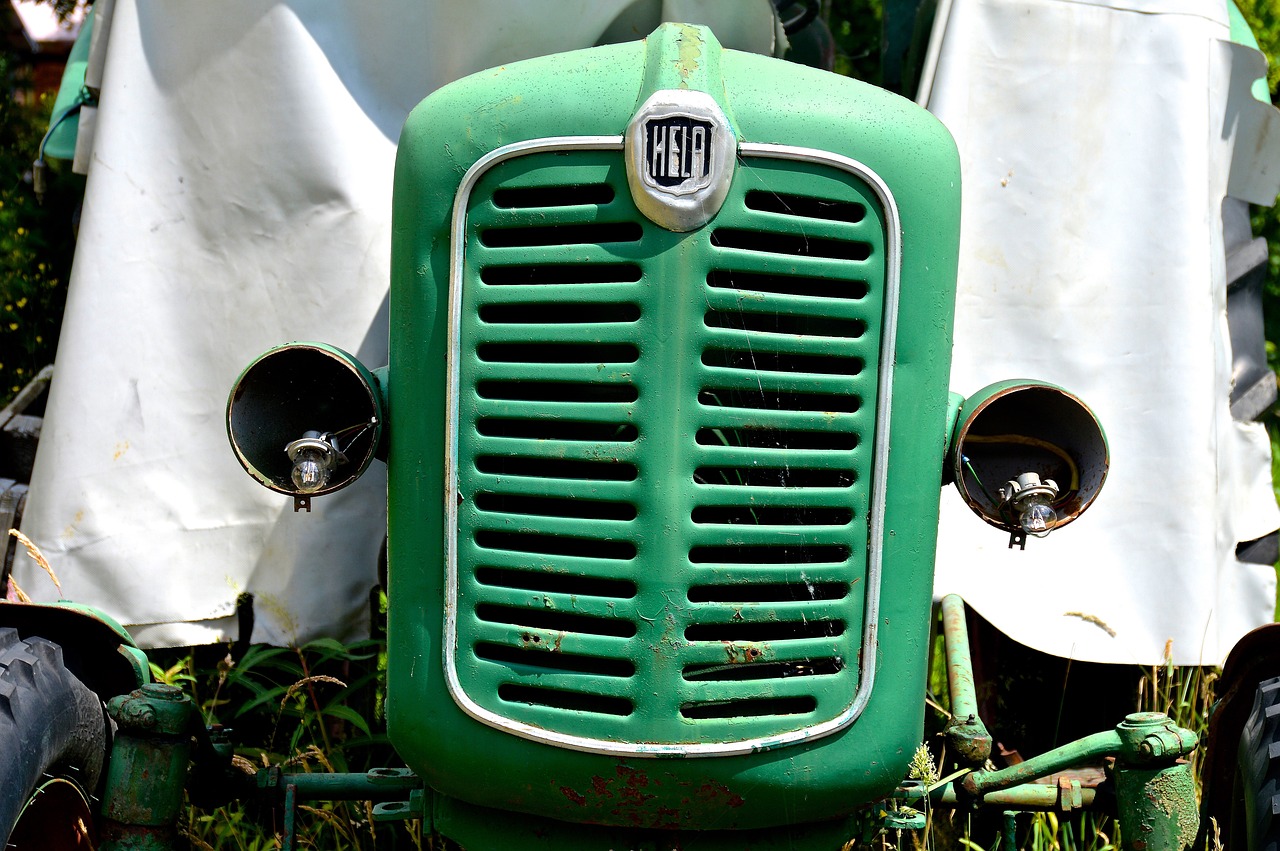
{"left": 474, "top": 362, "right": 640, "bottom": 384}
{"left": 743, "top": 189, "right": 867, "bottom": 224}
{"left": 498, "top": 684, "right": 633, "bottom": 717}
{"left": 490, "top": 182, "right": 616, "bottom": 210}
{"left": 677, "top": 635, "right": 851, "bottom": 667}
{"left": 479, "top": 303, "right": 641, "bottom": 326}
{"left": 469, "top": 513, "right": 636, "bottom": 545}
{"left": 477, "top": 417, "right": 638, "bottom": 442}
{"left": 470, "top": 585, "right": 637, "bottom": 619}
{"left": 476, "top": 603, "right": 637, "bottom": 638}
{"left": 700, "top": 348, "right": 863, "bottom": 377}
{"left": 692, "top": 466, "right": 855, "bottom": 489}
{"left": 480, "top": 268, "right": 643, "bottom": 289}
{"left": 466, "top": 623, "right": 635, "bottom": 657}
{"left": 686, "top": 526, "right": 858, "bottom": 550}
{"left": 692, "top": 447, "right": 862, "bottom": 471}
{"left": 452, "top": 148, "right": 886, "bottom": 748}
{"left": 695, "top": 370, "right": 865, "bottom": 397}
{"left": 472, "top": 529, "right": 637, "bottom": 561}
{"left": 481, "top": 221, "right": 643, "bottom": 248}
{"left": 475, "top": 378, "right": 638, "bottom": 403}
{"left": 685, "top": 619, "right": 844, "bottom": 642}
{"left": 687, "top": 544, "right": 852, "bottom": 565}
{"left": 462, "top": 546, "right": 640, "bottom": 581}
{"left": 710, "top": 228, "right": 871, "bottom": 262}
{"left": 707, "top": 262, "right": 872, "bottom": 295}
{"left": 476, "top": 642, "right": 635, "bottom": 678}
{"left": 475, "top": 322, "right": 642, "bottom": 344}
{"left": 703, "top": 308, "right": 866, "bottom": 339}
{"left": 686, "top": 581, "right": 850, "bottom": 603}
{"left": 682, "top": 656, "right": 845, "bottom": 682}
{"left": 678, "top": 672, "right": 842, "bottom": 701}
{"left": 690, "top": 504, "right": 854, "bottom": 526}
{"left": 679, "top": 696, "right": 817, "bottom": 721}
{"left": 474, "top": 565, "right": 639, "bottom": 599}
{"left": 694, "top": 426, "right": 857, "bottom": 451}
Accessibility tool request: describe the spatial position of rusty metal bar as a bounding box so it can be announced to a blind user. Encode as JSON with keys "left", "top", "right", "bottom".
{"left": 939, "top": 594, "right": 992, "bottom": 763}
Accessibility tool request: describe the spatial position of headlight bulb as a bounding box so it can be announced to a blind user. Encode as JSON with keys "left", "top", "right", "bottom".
{"left": 999, "top": 472, "right": 1060, "bottom": 545}
{"left": 285, "top": 431, "right": 342, "bottom": 494}
{"left": 1017, "top": 497, "right": 1058, "bottom": 535}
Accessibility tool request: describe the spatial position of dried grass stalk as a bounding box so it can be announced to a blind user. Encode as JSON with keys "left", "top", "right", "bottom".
{"left": 8, "top": 528, "right": 62, "bottom": 597}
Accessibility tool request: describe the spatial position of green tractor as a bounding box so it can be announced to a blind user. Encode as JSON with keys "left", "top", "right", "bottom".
{"left": 0, "top": 17, "right": 1268, "bottom": 851}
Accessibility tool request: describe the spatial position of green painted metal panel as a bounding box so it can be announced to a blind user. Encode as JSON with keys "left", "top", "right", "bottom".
{"left": 42, "top": 7, "right": 93, "bottom": 162}
{"left": 386, "top": 23, "right": 961, "bottom": 834}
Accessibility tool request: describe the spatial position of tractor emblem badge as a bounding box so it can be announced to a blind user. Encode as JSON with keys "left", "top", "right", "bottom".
{"left": 626, "top": 90, "right": 735, "bottom": 232}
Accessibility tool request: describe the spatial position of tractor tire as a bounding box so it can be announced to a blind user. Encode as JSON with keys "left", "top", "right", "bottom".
{"left": 1239, "top": 675, "right": 1280, "bottom": 851}
{"left": 0, "top": 626, "right": 111, "bottom": 849}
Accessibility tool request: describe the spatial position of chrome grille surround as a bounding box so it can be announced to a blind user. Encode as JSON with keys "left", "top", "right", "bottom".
{"left": 442, "top": 137, "right": 902, "bottom": 757}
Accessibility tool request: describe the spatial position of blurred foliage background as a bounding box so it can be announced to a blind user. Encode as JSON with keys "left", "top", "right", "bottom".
{"left": 0, "top": 47, "right": 78, "bottom": 403}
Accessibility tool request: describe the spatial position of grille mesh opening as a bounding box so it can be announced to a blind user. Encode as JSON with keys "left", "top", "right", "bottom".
{"left": 687, "top": 582, "right": 849, "bottom": 602}
{"left": 491, "top": 184, "right": 615, "bottom": 209}
{"left": 690, "top": 505, "right": 853, "bottom": 525}
{"left": 500, "top": 684, "right": 633, "bottom": 716}
{"left": 707, "top": 270, "right": 868, "bottom": 300}
{"left": 681, "top": 696, "right": 816, "bottom": 719}
{"left": 704, "top": 309, "right": 865, "bottom": 339}
{"left": 478, "top": 604, "right": 637, "bottom": 637}
{"left": 702, "top": 349, "right": 862, "bottom": 376}
{"left": 479, "top": 302, "right": 640, "bottom": 324}
{"left": 685, "top": 620, "right": 844, "bottom": 641}
{"left": 475, "top": 566, "right": 638, "bottom": 599}
{"left": 475, "top": 456, "right": 637, "bottom": 481}
{"left": 478, "top": 419, "right": 638, "bottom": 442}
{"left": 695, "top": 426, "right": 856, "bottom": 451}
{"left": 698, "top": 387, "right": 860, "bottom": 413}
{"left": 688, "top": 545, "right": 851, "bottom": 564}
{"left": 481, "top": 264, "right": 642, "bottom": 286}
{"left": 693, "top": 467, "right": 854, "bottom": 488}
{"left": 474, "top": 492, "right": 637, "bottom": 521}
{"left": 481, "top": 222, "right": 643, "bottom": 248}
{"left": 477, "top": 381, "right": 637, "bottom": 403}
{"left": 683, "top": 658, "right": 844, "bottom": 681}
{"left": 711, "top": 229, "right": 870, "bottom": 261}
{"left": 477, "top": 642, "right": 635, "bottom": 677}
{"left": 744, "top": 190, "right": 866, "bottom": 223}
{"left": 475, "top": 530, "right": 636, "bottom": 560}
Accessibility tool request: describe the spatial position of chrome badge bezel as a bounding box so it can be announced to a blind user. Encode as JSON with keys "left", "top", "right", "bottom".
{"left": 625, "top": 90, "right": 735, "bottom": 232}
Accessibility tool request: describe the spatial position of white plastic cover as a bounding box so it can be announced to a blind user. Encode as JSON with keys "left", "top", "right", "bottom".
{"left": 16, "top": 0, "right": 782, "bottom": 647}
{"left": 926, "top": 0, "right": 1280, "bottom": 664}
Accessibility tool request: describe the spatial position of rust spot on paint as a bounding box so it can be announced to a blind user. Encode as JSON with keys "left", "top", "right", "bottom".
{"left": 694, "top": 780, "right": 745, "bottom": 808}
{"left": 560, "top": 786, "right": 587, "bottom": 806}
{"left": 590, "top": 775, "right": 613, "bottom": 798}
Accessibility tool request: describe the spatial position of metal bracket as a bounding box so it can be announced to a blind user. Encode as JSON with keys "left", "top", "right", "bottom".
{"left": 373, "top": 788, "right": 426, "bottom": 822}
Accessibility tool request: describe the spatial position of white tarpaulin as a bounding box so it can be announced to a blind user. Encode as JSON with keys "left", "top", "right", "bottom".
{"left": 926, "top": 0, "right": 1280, "bottom": 664}
{"left": 16, "top": 0, "right": 782, "bottom": 647}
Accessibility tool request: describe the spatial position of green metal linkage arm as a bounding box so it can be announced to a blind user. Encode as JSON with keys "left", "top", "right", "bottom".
{"left": 896, "top": 780, "right": 1098, "bottom": 811}
{"left": 256, "top": 767, "right": 422, "bottom": 802}
{"left": 961, "top": 731, "right": 1122, "bottom": 796}
{"left": 939, "top": 594, "right": 992, "bottom": 763}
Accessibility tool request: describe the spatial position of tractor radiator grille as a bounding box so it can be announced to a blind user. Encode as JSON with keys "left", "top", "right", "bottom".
{"left": 450, "top": 147, "right": 885, "bottom": 749}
